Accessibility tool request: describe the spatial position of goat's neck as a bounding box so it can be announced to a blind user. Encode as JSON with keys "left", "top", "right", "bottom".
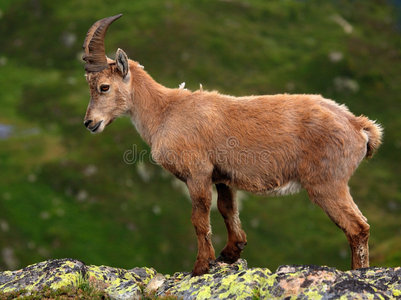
{"left": 128, "top": 64, "right": 177, "bottom": 146}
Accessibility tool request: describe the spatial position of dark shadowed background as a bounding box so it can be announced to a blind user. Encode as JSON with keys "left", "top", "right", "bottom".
{"left": 0, "top": 0, "right": 400, "bottom": 274}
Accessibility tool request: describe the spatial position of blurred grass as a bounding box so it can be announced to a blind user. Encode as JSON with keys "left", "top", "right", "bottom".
{"left": 0, "top": 0, "right": 400, "bottom": 274}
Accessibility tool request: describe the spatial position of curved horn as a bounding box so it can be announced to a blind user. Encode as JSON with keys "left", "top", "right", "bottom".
{"left": 82, "top": 14, "right": 123, "bottom": 72}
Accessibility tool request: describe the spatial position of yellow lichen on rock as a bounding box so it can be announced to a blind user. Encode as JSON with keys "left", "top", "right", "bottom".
{"left": 49, "top": 272, "right": 80, "bottom": 290}
{"left": 156, "top": 259, "right": 274, "bottom": 299}
{"left": 0, "top": 259, "right": 86, "bottom": 294}
{"left": 1, "top": 259, "right": 401, "bottom": 299}
{"left": 86, "top": 264, "right": 157, "bottom": 299}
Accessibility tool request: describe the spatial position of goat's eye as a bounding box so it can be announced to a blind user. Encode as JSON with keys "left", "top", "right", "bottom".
{"left": 100, "top": 84, "right": 110, "bottom": 92}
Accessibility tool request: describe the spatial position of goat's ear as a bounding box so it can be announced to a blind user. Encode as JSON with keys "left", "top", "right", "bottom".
{"left": 116, "top": 48, "right": 129, "bottom": 78}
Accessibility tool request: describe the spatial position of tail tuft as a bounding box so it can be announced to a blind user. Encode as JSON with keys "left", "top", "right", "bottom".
{"left": 357, "top": 116, "right": 383, "bottom": 159}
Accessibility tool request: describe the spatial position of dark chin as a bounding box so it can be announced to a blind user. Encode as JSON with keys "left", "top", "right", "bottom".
{"left": 89, "top": 120, "right": 103, "bottom": 133}
{"left": 106, "top": 118, "right": 116, "bottom": 126}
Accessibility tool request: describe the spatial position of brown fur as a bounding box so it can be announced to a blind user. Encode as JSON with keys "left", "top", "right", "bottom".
{"left": 83, "top": 54, "right": 382, "bottom": 276}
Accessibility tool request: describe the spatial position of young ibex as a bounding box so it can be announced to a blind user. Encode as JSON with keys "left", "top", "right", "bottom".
{"left": 82, "top": 14, "right": 382, "bottom": 275}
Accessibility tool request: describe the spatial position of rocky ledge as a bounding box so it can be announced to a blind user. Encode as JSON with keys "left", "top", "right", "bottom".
{"left": 0, "top": 258, "right": 400, "bottom": 299}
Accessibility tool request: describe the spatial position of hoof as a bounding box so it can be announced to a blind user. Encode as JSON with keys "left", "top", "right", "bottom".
{"left": 191, "top": 267, "right": 209, "bottom": 276}
{"left": 216, "top": 252, "right": 239, "bottom": 264}
{"left": 217, "top": 242, "right": 247, "bottom": 264}
{"left": 208, "top": 259, "right": 219, "bottom": 268}
{"left": 192, "top": 261, "right": 210, "bottom": 276}
{"left": 236, "top": 242, "right": 247, "bottom": 250}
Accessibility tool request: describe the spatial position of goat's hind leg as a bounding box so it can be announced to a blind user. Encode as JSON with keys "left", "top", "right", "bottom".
{"left": 216, "top": 183, "right": 247, "bottom": 263}
{"left": 307, "top": 182, "right": 370, "bottom": 269}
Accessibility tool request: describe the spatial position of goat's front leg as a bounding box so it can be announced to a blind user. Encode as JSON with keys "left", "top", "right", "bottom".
{"left": 187, "top": 177, "right": 215, "bottom": 276}
{"left": 216, "top": 183, "right": 247, "bottom": 263}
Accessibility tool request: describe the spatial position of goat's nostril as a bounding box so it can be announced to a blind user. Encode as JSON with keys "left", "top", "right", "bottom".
{"left": 84, "top": 120, "right": 93, "bottom": 128}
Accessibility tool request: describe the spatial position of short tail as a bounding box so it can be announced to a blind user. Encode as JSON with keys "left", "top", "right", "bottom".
{"left": 355, "top": 116, "right": 383, "bottom": 159}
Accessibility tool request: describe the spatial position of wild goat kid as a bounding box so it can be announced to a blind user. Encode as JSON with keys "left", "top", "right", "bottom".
{"left": 82, "top": 14, "right": 382, "bottom": 276}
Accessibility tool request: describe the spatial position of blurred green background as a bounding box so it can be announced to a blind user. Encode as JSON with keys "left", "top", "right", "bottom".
{"left": 0, "top": 0, "right": 400, "bottom": 274}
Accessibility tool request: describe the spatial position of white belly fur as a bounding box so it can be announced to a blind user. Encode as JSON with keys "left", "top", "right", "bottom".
{"left": 268, "top": 180, "right": 302, "bottom": 196}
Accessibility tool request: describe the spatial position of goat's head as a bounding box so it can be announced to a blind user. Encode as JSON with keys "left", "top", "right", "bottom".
{"left": 82, "top": 14, "right": 131, "bottom": 133}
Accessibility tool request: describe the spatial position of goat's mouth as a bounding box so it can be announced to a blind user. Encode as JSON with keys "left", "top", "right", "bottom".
{"left": 89, "top": 120, "right": 103, "bottom": 133}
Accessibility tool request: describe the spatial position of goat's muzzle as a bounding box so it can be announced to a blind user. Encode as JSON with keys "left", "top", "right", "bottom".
{"left": 84, "top": 120, "right": 103, "bottom": 133}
